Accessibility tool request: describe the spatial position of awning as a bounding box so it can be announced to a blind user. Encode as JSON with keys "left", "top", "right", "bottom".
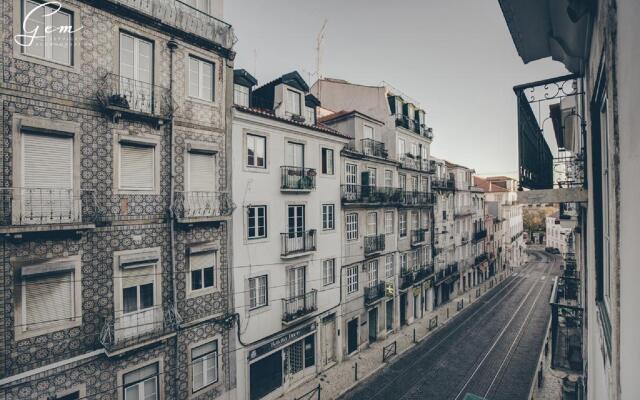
{"left": 120, "top": 250, "right": 160, "bottom": 269}
{"left": 498, "top": 0, "right": 592, "bottom": 74}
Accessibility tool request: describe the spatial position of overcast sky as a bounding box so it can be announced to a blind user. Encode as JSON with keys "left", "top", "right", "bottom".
{"left": 225, "top": 0, "right": 567, "bottom": 177}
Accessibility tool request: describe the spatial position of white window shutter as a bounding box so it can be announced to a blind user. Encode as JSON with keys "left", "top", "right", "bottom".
{"left": 24, "top": 272, "right": 73, "bottom": 329}
{"left": 121, "top": 264, "right": 155, "bottom": 289}
{"left": 190, "top": 252, "right": 215, "bottom": 272}
{"left": 120, "top": 144, "right": 154, "bottom": 190}
{"left": 189, "top": 153, "right": 215, "bottom": 192}
{"left": 23, "top": 133, "right": 73, "bottom": 189}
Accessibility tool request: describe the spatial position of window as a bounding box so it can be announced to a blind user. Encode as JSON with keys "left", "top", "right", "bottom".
{"left": 249, "top": 275, "right": 268, "bottom": 309}
{"left": 56, "top": 392, "right": 80, "bottom": 400}
{"left": 411, "top": 211, "right": 419, "bottom": 230}
{"left": 399, "top": 212, "right": 407, "bottom": 237}
{"left": 286, "top": 89, "right": 301, "bottom": 115}
{"left": 22, "top": 0, "right": 73, "bottom": 65}
{"left": 368, "top": 168, "right": 377, "bottom": 187}
{"left": 397, "top": 139, "right": 405, "bottom": 159}
{"left": 345, "top": 163, "right": 357, "bottom": 188}
{"left": 189, "top": 56, "right": 214, "bottom": 101}
{"left": 287, "top": 266, "right": 306, "bottom": 297}
{"left": 346, "top": 265, "right": 359, "bottom": 294}
{"left": 385, "top": 254, "right": 394, "bottom": 278}
{"left": 321, "top": 148, "right": 334, "bottom": 175}
{"left": 120, "top": 33, "right": 153, "bottom": 113}
{"left": 20, "top": 270, "right": 75, "bottom": 334}
{"left": 190, "top": 251, "right": 215, "bottom": 292}
{"left": 368, "top": 260, "right": 379, "bottom": 287}
{"left": 322, "top": 204, "right": 335, "bottom": 230}
{"left": 411, "top": 143, "right": 419, "bottom": 158}
{"left": 119, "top": 142, "right": 155, "bottom": 191}
{"left": 363, "top": 125, "right": 374, "bottom": 140}
{"left": 192, "top": 341, "right": 218, "bottom": 392}
{"left": 305, "top": 106, "right": 316, "bottom": 125}
{"left": 366, "top": 212, "right": 378, "bottom": 236}
{"left": 384, "top": 211, "right": 394, "bottom": 234}
{"left": 247, "top": 206, "right": 267, "bottom": 239}
{"left": 384, "top": 170, "right": 393, "bottom": 188}
{"left": 123, "top": 281, "right": 154, "bottom": 314}
{"left": 234, "top": 84, "right": 250, "bottom": 107}
{"left": 123, "top": 363, "right": 159, "bottom": 400}
{"left": 323, "top": 259, "right": 335, "bottom": 286}
{"left": 188, "top": 151, "right": 215, "bottom": 193}
{"left": 400, "top": 253, "right": 408, "bottom": 274}
{"left": 246, "top": 134, "right": 266, "bottom": 168}
{"left": 346, "top": 213, "right": 358, "bottom": 241}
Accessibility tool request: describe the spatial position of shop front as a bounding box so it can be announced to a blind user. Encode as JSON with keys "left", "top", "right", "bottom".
{"left": 248, "top": 322, "right": 317, "bottom": 400}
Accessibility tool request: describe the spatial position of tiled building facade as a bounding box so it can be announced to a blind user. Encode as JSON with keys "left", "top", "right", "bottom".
{"left": 0, "top": 0, "right": 236, "bottom": 398}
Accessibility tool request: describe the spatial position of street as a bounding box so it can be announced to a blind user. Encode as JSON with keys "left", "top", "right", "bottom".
{"left": 340, "top": 250, "right": 559, "bottom": 400}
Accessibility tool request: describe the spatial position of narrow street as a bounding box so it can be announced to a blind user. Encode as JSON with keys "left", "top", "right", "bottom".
{"left": 341, "top": 250, "right": 559, "bottom": 400}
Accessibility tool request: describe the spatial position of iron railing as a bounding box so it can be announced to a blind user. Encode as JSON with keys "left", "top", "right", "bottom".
{"left": 415, "top": 264, "right": 434, "bottom": 282}
{"left": 364, "top": 282, "right": 385, "bottom": 305}
{"left": 98, "top": 73, "right": 172, "bottom": 117}
{"left": 364, "top": 234, "right": 385, "bottom": 255}
{"left": 475, "top": 253, "right": 489, "bottom": 265}
{"left": 99, "top": 303, "right": 182, "bottom": 352}
{"left": 551, "top": 277, "right": 583, "bottom": 373}
{"left": 382, "top": 341, "right": 397, "bottom": 362}
{"left": 282, "top": 290, "right": 318, "bottom": 323}
{"left": 411, "top": 228, "right": 428, "bottom": 246}
{"left": 399, "top": 270, "right": 415, "bottom": 290}
{"left": 402, "top": 191, "right": 435, "bottom": 207}
{"left": 281, "top": 229, "right": 317, "bottom": 256}
{"left": 172, "top": 191, "right": 233, "bottom": 219}
{"left": 473, "top": 229, "right": 487, "bottom": 242}
{"left": 341, "top": 185, "right": 403, "bottom": 204}
{"left": 432, "top": 177, "right": 455, "bottom": 190}
{"left": 0, "top": 188, "right": 97, "bottom": 226}
{"left": 361, "top": 138, "right": 388, "bottom": 158}
{"left": 280, "top": 166, "right": 316, "bottom": 190}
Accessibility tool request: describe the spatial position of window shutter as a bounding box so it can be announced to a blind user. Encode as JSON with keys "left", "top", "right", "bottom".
{"left": 189, "top": 153, "right": 215, "bottom": 192}
{"left": 121, "top": 264, "right": 155, "bottom": 289}
{"left": 321, "top": 149, "right": 327, "bottom": 174}
{"left": 24, "top": 272, "right": 73, "bottom": 329}
{"left": 190, "top": 252, "right": 215, "bottom": 272}
{"left": 23, "top": 132, "right": 73, "bottom": 189}
{"left": 120, "top": 144, "right": 154, "bottom": 190}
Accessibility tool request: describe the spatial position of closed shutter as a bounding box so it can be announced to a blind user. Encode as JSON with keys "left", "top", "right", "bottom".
{"left": 120, "top": 144, "right": 154, "bottom": 190}
{"left": 121, "top": 264, "right": 155, "bottom": 289}
{"left": 23, "top": 132, "right": 73, "bottom": 189}
{"left": 190, "top": 251, "right": 215, "bottom": 272}
{"left": 24, "top": 271, "right": 74, "bottom": 329}
{"left": 189, "top": 153, "right": 215, "bottom": 192}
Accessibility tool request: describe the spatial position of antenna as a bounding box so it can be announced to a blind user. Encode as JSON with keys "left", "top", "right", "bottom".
{"left": 315, "top": 19, "right": 328, "bottom": 97}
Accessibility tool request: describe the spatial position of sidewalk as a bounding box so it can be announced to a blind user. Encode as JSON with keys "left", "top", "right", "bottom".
{"left": 281, "top": 269, "right": 513, "bottom": 400}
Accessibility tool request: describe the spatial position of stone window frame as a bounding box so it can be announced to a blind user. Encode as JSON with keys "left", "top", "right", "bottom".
{"left": 246, "top": 272, "right": 270, "bottom": 314}
{"left": 184, "top": 47, "right": 222, "bottom": 108}
{"left": 13, "top": 254, "right": 82, "bottom": 341}
{"left": 12, "top": 0, "right": 83, "bottom": 73}
{"left": 112, "top": 131, "right": 162, "bottom": 195}
{"left": 46, "top": 384, "right": 87, "bottom": 400}
{"left": 186, "top": 242, "right": 220, "bottom": 299}
{"left": 116, "top": 357, "right": 165, "bottom": 400}
{"left": 187, "top": 336, "right": 223, "bottom": 398}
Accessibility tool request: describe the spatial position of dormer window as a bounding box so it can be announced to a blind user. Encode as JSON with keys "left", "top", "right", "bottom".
{"left": 234, "top": 84, "right": 250, "bottom": 107}
{"left": 305, "top": 106, "right": 316, "bottom": 125}
{"left": 286, "top": 89, "right": 301, "bottom": 115}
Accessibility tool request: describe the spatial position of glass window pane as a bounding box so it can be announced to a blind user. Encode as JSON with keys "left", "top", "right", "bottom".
{"left": 191, "top": 270, "right": 202, "bottom": 290}
{"left": 203, "top": 267, "right": 214, "bottom": 288}
{"left": 23, "top": 1, "right": 46, "bottom": 58}
{"left": 189, "top": 58, "right": 199, "bottom": 97}
{"left": 140, "top": 283, "right": 154, "bottom": 309}
{"left": 143, "top": 377, "right": 157, "bottom": 400}
{"left": 124, "top": 385, "right": 140, "bottom": 400}
{"left": 192, "top": 358, "right": 204, "bottom": 391}
{"left": 123, "top": 286, "right": 138, "bottom": 313}
{"left": 51, "top": 10, "right": 71, "bottom": 65}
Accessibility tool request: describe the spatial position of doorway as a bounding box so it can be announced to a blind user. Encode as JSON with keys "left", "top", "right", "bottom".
{"left": 368, "top": 308, "right": 378, "bottom": 343}
{"left": 400, "top": 293, "right": 407, "bottom": 326}
{"left": 347, "top": 318, "right": 358, "bottom": 355}
{"left": 322, "top": 315, "right": 336, "bottom": 366}
{"left": 386, "top": 300, "right": 394, "bottom": 331}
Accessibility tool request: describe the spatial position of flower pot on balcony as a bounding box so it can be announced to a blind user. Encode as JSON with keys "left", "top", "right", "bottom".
{"left": 108, "top": 94, "right": 130, "bottom": 109}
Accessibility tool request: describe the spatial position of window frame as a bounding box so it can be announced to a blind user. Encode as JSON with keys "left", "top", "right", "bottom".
{"left": 246, "top": 133, "right": 267, "bottom": 169}
{"left": 234, "top": 84, "right": 250, "bottom": 107}
{"left": 249, "top": 275, "right": 268, "bottom": 310}
{"left": 286, "top": 89, "right": 302, "bottom": 115}
{"left": 346, "top": 265, "right": 359, "bottom": 294}
{"left": 247, "top": 205, "right": 267, "bottom": 240}
{"left": 114, "top": 133, "right": 161, "bottom": 195}
{"left": 188, "top": 55, "right": 215, "bottom": 102}
{"left": 385, "top": 254, "right": 395, "bottom": 278}
{"left": 323, "top": 259, "right": 336, "bottom": 286}
{"left": 191, "top": 339, "right": 219, "bottom": 393}
{"left": 20, "top": 0, "right": 76, "bottom": 67}
{"left": 322, "top": 203, "right": 335, "bottom": 231}
{"left": 384, "top": 211, "right": 394, "bottom": 235}
{"left": 187, "top": 250, "right": 217, "bottom": 297}
{"left": 321, "top": 148, "right": 335, "bottom": 175}
{"left": 346, "top": 213, "right": 358, "bottom": 241}
{"left": 399, "top": 212, "right": 407, "bottom": 238}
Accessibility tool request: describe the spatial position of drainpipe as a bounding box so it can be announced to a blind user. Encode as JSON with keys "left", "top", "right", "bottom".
{"left": 166, "top": 37, "right": 179, "bottom": 396}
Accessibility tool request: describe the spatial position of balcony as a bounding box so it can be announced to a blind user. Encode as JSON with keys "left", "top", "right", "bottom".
{"left": 364, "top": 234, "right": 385, "bottom": 255}
{"left": 282, "top": 290, "right": 318, "bottom": 325}
{"left": 0, "top": 188, "right": 97, "bottom": 234}
{"left": 475, "top": 253, "right": 489, "bottom": 265}
{"left": 473, "top": 229, "right": 487, "bottom": 242}
{"left": 280, "top": 230, "right": 317, "bottom": 257}
{"left": 394, "top": 115, "right": 433, "bottom": 140}
{"left": 97, "top": 73, "right": 172, "bottom": 127}
{"left": 101, "top": 0, "right": 233, "bottom": 50}
{"left": 280, "top": 166, "right": 316, "bottom": 192}
{"left": 99, "top": 303, "right": 181, "bottom": 354}
{"left": 341, "top": 185, "right": 402, "bottom": 205}
{"left": 432, "top": 177, "right": 455, "bottom": 191}
{"left": 364, "top": 282, "right": 386, "bottom": 306}
{"left": 411, "top": 228, "right": 428, "bottom": 246}
{"left": 361, "top": 139, "right": 388, "bottom": 159}
{"left": 400, "top": 154, "right": 421, "bottom": 170}
{"left": 550, "top": 276, "right": 583, "bottom": 373}
{"left": 415, "top": 264, "right": 434, "bottom": 282}
{"left": 173, "top": 191, "right": 233, "bottom": 223}
{"left": 399, "top": 270, "right": 415, "bottom": 290}
{"left": 401, "top": 191, "right": 435, "bottom": 207}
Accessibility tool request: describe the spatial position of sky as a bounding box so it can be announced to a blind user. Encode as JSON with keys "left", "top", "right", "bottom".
{"left": 225, "top": 0, "right": 568, "bottom": 178}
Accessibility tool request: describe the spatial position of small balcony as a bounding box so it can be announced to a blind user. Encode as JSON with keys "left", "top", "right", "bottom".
{"left": 400, "top": 155, "right": 421, "bottom": 170}
{"left": 473, "top": 229, "right": 487, "bottom": 242}
{"left": 99, "top": 304, "right": 181, "bottom": 354}
{"left": 280, "top": 229, "right": 317, "bottom": 258}
{"left": 415, "top": 264, "right": 434, "bottom": 282}
{"left": 97, "top": 73, "right": 172, "bottom": 126}
{"left": 399, "top": 270, "right": 415, "bottom": 290}
{"left": 364, "top": 234, "right": 385, "bottom": 255}
{"left": 172, "top": 191, "right": 233, "bottom": 223}
{"left": 341, "top": 185, "right": 402, "bottom": 205}
{"left": 0, "top": 188, "right": 97, "bottom": 234}
{"left": 364, "top": 282, "right": 386, "bottom": 306}
{"left": 361, "top": 138, "right": 388, "bottom": 159}
{"left": 432, "top": 178, "right": 455, "bottom": 191}
{"left": 282, "top": 290, "right": 318, "bottom": 325}
{"left": 280, "top": 166, "right": 316, "bottom": 192}
{"left": 475, "top": 253, "right": 489, "bottom": 265}
{"left": 411, "top": 228, "right": 428, "bottom": 246}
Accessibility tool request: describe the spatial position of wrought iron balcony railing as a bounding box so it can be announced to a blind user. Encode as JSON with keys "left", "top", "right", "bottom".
{"left": 282, "top": 290, "right": 317, "bottom": 323}
{"left": 432, "top": 177, "right": 456, "bottom": 191}
{"left": 415, "top": 264, "right": 434, "bottom": 282}
{"left": 341, "top": 185, "right": 403, "bottom": 204}
{"left": 97, "top": 73, "right": 172, "bottom": 119}
{"left": 475, "top": 253, "right": 489, "bottom": 265}
{"left": 399, "top": 270, "right": 415, "bottom": 290}
{"left": 400, "top": 155, "right": 421, "bottom": 170}
{"left": 172, "top": 191, "right": 233, "bottom": 221}
{"left": 361, "top": 138, "right": 388, "bottom": 158}
{"left": 401, "top": 191, "right": 435, "bottom": 207}
{"left": 281, "top": 229, "right": 317, "bottom": 256}
{"left": 364, "top": 282, "right": 386, "bottom": 305}
{"left": 473, "top": 229, "right": 487, "bottom": 242}
{"left": 364, "top": 234, "right": 385, "bottom": 255}
{"left": 0, "top": 188, "right": 97, "bottom": 228}
{"left": 99, "top": 303, "right": 182, "bottom": 352}
{"left": 411, "top": 228, "right": 428, "bottom": 246}
{"left": 280, "top": 166, "right": 316, "bottom": 191}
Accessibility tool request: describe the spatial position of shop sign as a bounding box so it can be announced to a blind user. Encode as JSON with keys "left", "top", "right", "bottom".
{"left": 412, "top": 286, "right": 421, "bottom": 297}
{"left": 248, "top": 322, "right": 316, "bottom": 361}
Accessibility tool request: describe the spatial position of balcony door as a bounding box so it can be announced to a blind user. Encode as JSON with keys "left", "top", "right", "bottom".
{"left": 287, "top": 266, "right": 307, "bottom": 317}
{"left": 367, "top": 212, "right": 378, "bottom": 236}
{"left": 119, "top": 32, "right": 153, "bottom": 113}
{"left": 119, "top": 262, "right": 159, "bottom": 342}
{"left": 21, "top": 132, "right": 74, "bottom": 224}
{"left": 287, "top": 204, "right": 305, "bottom": 240}
{"left": 286, "top": 142, "right": 304, "bottom": 168}
{"left": 345, "top": 163, "right": 357, "bottom": 200}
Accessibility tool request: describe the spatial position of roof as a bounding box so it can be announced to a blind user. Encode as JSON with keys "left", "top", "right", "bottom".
{"left": 233, "top": 69, "right": 257, "bottom": 88}
{"left": 234, "top": 106, "right": 351, "bottom": 140}
{"left": 475, "top": 176, "right": 507, "bottom": 193}
{"left": 318, "top": 110, "right": 385, "bottom": 126}
{"left": 445, "top": 160, "right": 473, "bottom": 170}
{"left": 255, "top": 71, "right": 309, "bottom": 93}
{"left": 486, "top": 176, "right": 516, "bottom": 181}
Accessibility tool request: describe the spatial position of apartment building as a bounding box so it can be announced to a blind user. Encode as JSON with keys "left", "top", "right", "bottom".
{"left": 312, "top": 79, "right": 436, "bottom": 356}
{"left": 498, "top": 1, "right": 640, "bottom": 397}
{"left": 231, "top": 71, "right": 350, "bottom": 400}
{"left": 0, "top": 0, "right": 236, "bottom": 399}
{"left": 546, "top": 212, "right": 573, "bottom": 254}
